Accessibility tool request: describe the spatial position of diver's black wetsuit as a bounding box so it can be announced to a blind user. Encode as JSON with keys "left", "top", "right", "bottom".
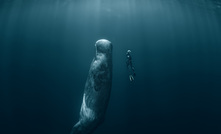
{"left": 126, "top": 51, "right": 136, "bottom": 80}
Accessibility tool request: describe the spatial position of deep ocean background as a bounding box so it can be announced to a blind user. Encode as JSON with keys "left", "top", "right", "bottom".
{"left": 1, "top": 0, "right": 221, "bottom": 134}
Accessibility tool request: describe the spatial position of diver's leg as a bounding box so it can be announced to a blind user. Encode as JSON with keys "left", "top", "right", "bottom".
{"left": 131, "top": 75, "right": 134, "bottom": 81}
{"left": 129, "top": 75, "right": 134, "bottom": 81}
{"left": 133, "top": 72, "right": 136, "bottom": 77}
{"left": 132, "top": 66, "right": 135, "bottom": 72}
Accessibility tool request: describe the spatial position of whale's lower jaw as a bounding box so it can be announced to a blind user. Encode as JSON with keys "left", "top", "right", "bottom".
{"left": 71, "top": 39, "right": 112, "bottom": 134}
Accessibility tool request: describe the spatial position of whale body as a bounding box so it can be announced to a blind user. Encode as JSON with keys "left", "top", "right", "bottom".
{"left": 71, "top": 39, "right": 113, "bottom": 134}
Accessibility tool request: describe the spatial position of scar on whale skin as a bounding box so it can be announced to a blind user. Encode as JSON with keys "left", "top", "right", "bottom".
{"left": 71, "top": 39, "right": 112, "bottom": 134}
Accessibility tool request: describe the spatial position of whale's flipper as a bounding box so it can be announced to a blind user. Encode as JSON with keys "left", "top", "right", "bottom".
{"left": 71, "top": 39, "right": 112, "bottom": 134}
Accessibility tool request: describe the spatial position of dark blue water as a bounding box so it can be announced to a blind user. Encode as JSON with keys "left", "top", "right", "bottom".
{"left": 1, "top": 0, "right": 221, "bottom": 134}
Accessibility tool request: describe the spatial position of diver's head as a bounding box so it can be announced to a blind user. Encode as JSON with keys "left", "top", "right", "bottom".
{"left": 127, "top": 50, "right": 131, "bottom": 53}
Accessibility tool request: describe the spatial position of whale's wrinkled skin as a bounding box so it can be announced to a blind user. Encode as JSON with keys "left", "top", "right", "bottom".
{"left": 71, "top": 39, "right": 112, "bottom": 134}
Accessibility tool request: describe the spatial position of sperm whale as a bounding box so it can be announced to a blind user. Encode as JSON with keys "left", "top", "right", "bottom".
{"left": 71, "top": 39, "right": 112, "bottom": 134}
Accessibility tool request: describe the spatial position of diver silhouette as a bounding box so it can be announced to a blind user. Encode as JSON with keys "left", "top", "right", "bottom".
{"left": 126, "top": 50, "right": 136, "bottom": 81}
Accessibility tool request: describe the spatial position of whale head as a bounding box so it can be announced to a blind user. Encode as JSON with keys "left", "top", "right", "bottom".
{"left": 95, "top": 39, "right": 112, "bottom": 55}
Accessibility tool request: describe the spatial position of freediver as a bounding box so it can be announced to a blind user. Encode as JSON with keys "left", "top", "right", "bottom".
{"left": 126, "top": 50, "right": 136, "bottom": 81}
